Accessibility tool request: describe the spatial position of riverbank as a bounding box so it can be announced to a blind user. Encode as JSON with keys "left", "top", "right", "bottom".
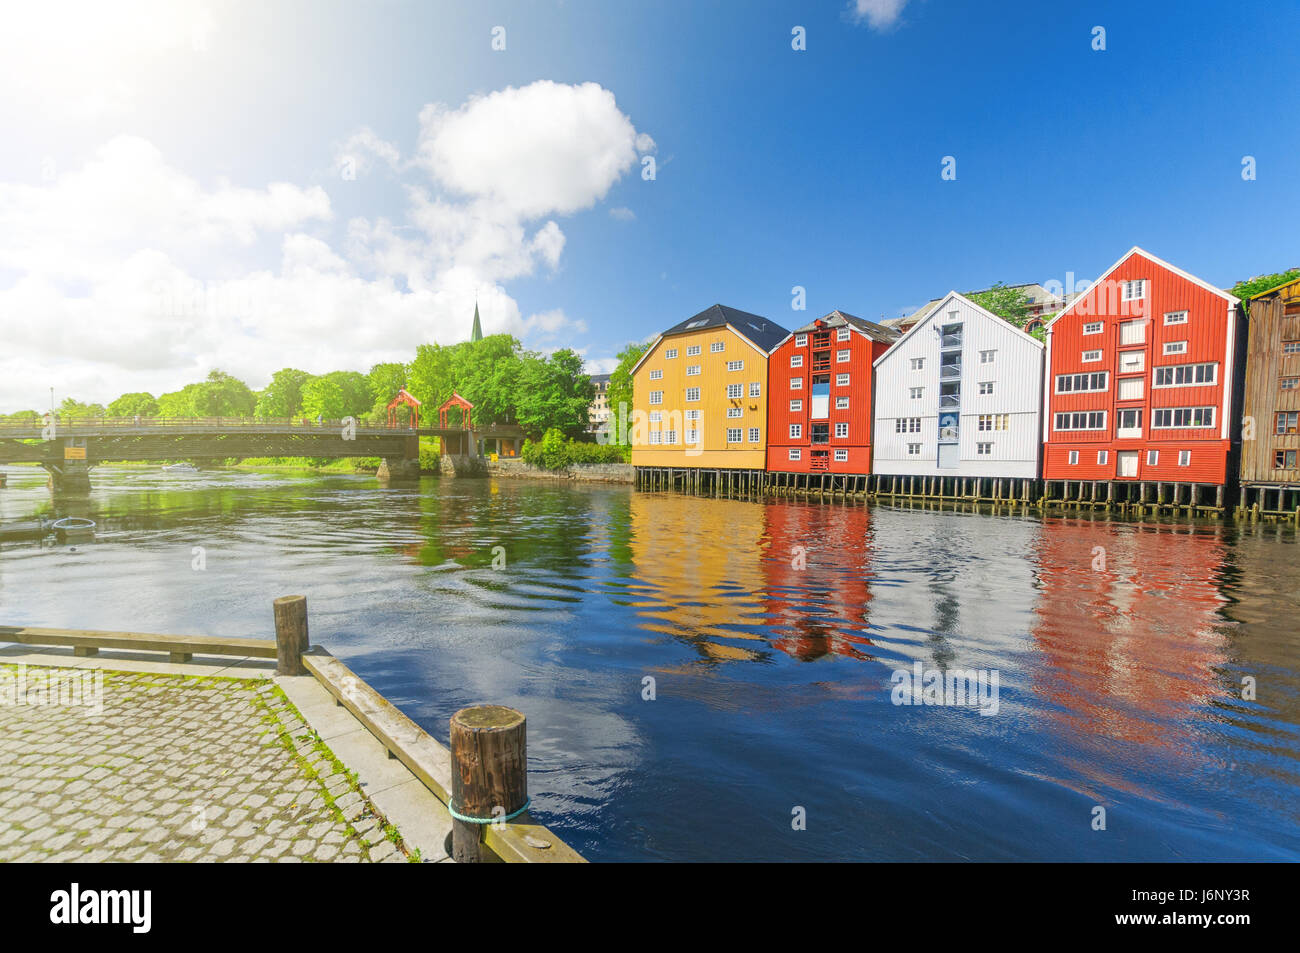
{"left": 490, "top": 458, "right": 633, "bottom": 483}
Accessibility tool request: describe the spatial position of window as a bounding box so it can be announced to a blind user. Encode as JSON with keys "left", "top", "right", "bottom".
{"left": 1122, "top": 279, "right": 1146, "bottom": 301}
{"left": 665, "top": 348, "right": 678, "bottom": 359}
{"left": 1154, "top": 363, "right": 1217, "bottom": 387}
{"left": 1275, "top": 449, "right": 1298, "bottom": 469}
{"left": 1285, "top": 342, "right": 1300, "bottom": 354}
{"left": 649, "top": 369, "right": 662, "bottom": 380}
{"left": 835, "top": 396, "right": 849, "bottom": 409}
{"left": 1281, "top": 378, "right": 1299, "bottom": 391}
{"left": 977, "top": 414, "right": 1009, "bottom": 431}
{"left": 1179, "top": 450, "right": 1191, "bottom": 466}
{"left": 685, "top": 345, "right": 700, "bottom": 356}
{"left": 685, "top": 387, "right": 700, "bottom": 402}
{"left": 1120, "top": 320, "right": 1145, "bottom": 345}
{"left": 790, "top": 377, "right": 803, "bottom": 390}
{"left": 727, "top": 360, "right": 744, "bottom": 372}
{"left": 686, "top": 364, "right": 701, "bottom": 376}
{"left": 1082, "top": 349, "right": 1103, "bottom": 363}
{"left": 1068, "top": 450, "right": 1079, "bottom": 465}
{"left": 837, "top": 328, "right": 851, "bottom": 342}
{"left": 748, "top": 427, "right": 760, "bottom": 443}
{"left": 910, "top": 357, "right": 925, "bottom": 371}
{"left": 662, "top": 430, "right": 677, "bottom": 445}
{"left": 834, "top": 422, "right": 848, "bottom": 438}
{"left": 711, "top": 341, "right": 725, "bottom": 353}
{"left": 791, "top": 354, "right": 804, "bottom": 367}
{"left": 834, "top": 448, "right": 849, "bottom": 462}
{"left": 1119, "top": 351, "right": 1145, "bottom": 373}
{"left": 727, "top": 407, "right": 742, "bottom": 418}
{"left": 910, "top": 387, "right": 923, "bottom": 399}
{"left": 749, "top": 382, "right": 761, "bottom": 398}
{"left": 1055, "top": 372, "right": 1109, "bottom": 393}
{"left": 1117, "top": 377, "right": 1144, "bottom": 401}
{"left": 896, "top": 417, "right": 921, "bottom": 433}
{"left": 648, "top": 390, "right": 663, "bottom": 405}
{"left": 907, "top": 443, "right": 921, "bottom": 455}
{"left": 977, "top": 443, "right": 992, "bottom": 455}
{"left": 980, "top": 350, "right": 996, "bottom": 364}
{"left": 1163, "top": 341, "right": 1188, "bottom": 355}
{"left": 837, "top": 349, "right": 851, "bottom": 363}
{"left": 979, "top": 382, "right": 994, "bottom": 395}
{"left": 789, "top": 399, "right": 803, "bottom": 411}
{"left": 1097, "top": 450, "right": 1108, "bottom": 465}
{"left": 726, "top": 383, "right": 743, "bottom": 399}
{"left": 685, "top": 428, "right": 698, "bottom": 444}
{"left": 1083, "top": 321, "right": 1103, "bottom": 335}
{"left": 795, "top": 334, "right": 807, "bottom": 347}
{"left": 788, "top": 448, "right": 802, "bottom": 461}
{"left": 726, "top": 428, "right": 742, "bottom": 443}
{"left": 685, "top": 410, "right": 701, "bottom": 421}
{"left": 1153, "top": 407, "right": 1216, "bottom": 429}
{"left": 1055, "top": 411, "right": 1107, "bottom": 431}
{"left": 648, "top": 411, "right": 662, "bottom": 422}
{"left": 1277, "top": 411, "right": 1300, "bottom": 434}
{"left": 789, "top": 424, "right": 802, "bottom": 438}
{"left": 1164, "top": 310, "right": 1189, "bottom": 325}
{"left": 1147, "top": 450, "right": 1159, "bottom": 466}
{"left": 836, "top": 373, "right": 850, "bottom": 386}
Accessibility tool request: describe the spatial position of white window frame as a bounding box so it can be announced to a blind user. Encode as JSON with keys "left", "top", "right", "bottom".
{"left": 977, "top": 442, "right": 992, "bottom": 456}
{"left": 726, "top": 383, "right": 743, "bottom": 399}
{"left": 726, "top": 427, "right": 742, "bottom": 443}
{"left": 685, "top": 345, "right": 700, "bottom": 357}
{"left": 749, "top": 382, "right": 761, "bottom": 398}
{"left": 665, "top": 348, "right": 678, "bottom": 359}
{"left": 1179, "top": 450, "right": 1191, "bottom": 466}
{"left": 835, "top": 396, "right": 849, "bottom": 409}
{"left": 1097, "top": 450, "right": 1108, "bottom": 465}
{"left": 907, "top": 443, "right": 921, "bottom": 455}
{"left": 747, "top": 427, "right": 760, "bottom": 443}
{"left": 794, "top": 334, "right": 807, "bottom": 347}
{"left": 836, "top": 328, "right": 851, "bottom": 342}
{"left": 836, "top": 373, "right": 850, "bottom": 386}
{"left": 834, "top": 422, "right": 848, "bottom": 439}
{"left": 790, "top": 354, "right": 804, "bottom": 367}
{"left": 685, "top": 387, "right": 700, "bottom": 402}
{"left": 686, "top": 365, "right": 701, "bottom": 376}
{"left": 1163, "top": 341, "right": 1188, "bottom": 355}
{"left": 1082, "top": 349, "right": 1103, "bottom": 363}
{"left": 789, "top": 424, "right": 802, "bottom": 439}
{"left": 1147, "top": 450, "right": 1159, "bottom": 466}
{"left": 910, "top": 357, "right": 924, "bottom": 371}
{"left": 648, "top": 390, "right": 663, "bottom": 405}
{"left": 1122, "top": 279, "right": 1146, "bottom": 301}
{"left": 726, "top": 407, "right": 742, "bottom": 418}
{"left": 788, "top": 448, "right": 802, "bottom": 461}
{"left": 1083, "top": 321, "right": 1103, "bottom": 335}
{"left": 1068, "top": 450, "right": 1079, "bottom": 465}
{"left": 980, "top": 350, "right": 996, "bottom": 364}
{"left": 979, "top": 382, "right": 994, "bottom": 395}
{"left": 790, "top": 377, "right": 803, "bottom": 390}
{"left": 1163, "top": 310, "right": 1188, "bottom": 325}
{"left": 649, "top": 369, "right": 663, "bottom": 380}
{"left": 836, "top": 349, "right": 851, "bottom": 363}
{"left": 710, "top": 341, "right": 725, "bottom": 353}
{"left": 789, "top": 399, "right": 803, "bottom": 411}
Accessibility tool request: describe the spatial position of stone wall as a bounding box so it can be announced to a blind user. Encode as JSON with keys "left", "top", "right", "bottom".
{"left": 489, "top": 458, "right": 634, "bottom": 484}
{"left": 439, "top": 454, "right": 488, "bottom": 477}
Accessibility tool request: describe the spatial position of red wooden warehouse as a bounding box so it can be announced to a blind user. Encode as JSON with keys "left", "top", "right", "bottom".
{"left": 1042, "top": 247, "right": 1243, "bottom": 493}
{"left": 766, "top": 311, "right": 898, "bottom": 474}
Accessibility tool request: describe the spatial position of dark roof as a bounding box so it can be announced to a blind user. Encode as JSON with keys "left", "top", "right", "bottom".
{"left": 589, "top": 373, "right": 611, "bottom": 383}
{"left": 790, "top": 310, "right": 899, "bottom": 344}
{"left": 660, "top": 304, "right": 790, "bottom": 353}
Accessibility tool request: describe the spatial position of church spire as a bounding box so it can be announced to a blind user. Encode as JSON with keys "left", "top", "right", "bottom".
{"left": 471, "top": 301, "right": 483, "bottom": 342}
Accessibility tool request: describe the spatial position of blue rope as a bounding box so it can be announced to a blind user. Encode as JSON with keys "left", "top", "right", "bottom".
{"left": 448, "top": 798, "right": 531, "bottom": 825}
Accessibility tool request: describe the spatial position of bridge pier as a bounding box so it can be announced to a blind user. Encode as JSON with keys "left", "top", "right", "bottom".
{"left": 376, "top": 456, "right": 421, "bottom": 483}
{"left": 45, "top": 462, "right": 92, "bottom": 494}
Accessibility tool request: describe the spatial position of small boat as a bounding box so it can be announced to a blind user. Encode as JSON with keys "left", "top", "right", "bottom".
{"left": 52, "top": 517, "right": 96, "bottom": 541}
{"left": 163, "top": 462, "right": 199, "bottom": 472}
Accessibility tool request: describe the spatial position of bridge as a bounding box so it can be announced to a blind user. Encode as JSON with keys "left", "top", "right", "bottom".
{"left": 0, "top": 416, "right": 475, "bottom": 490}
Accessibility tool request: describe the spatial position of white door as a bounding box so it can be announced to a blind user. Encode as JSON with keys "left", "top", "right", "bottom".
{"left": 1117, "top": 451, "right": 1138, "bottom": 478}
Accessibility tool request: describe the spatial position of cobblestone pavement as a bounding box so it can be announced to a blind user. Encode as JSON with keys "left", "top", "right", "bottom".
{"left": 0, "top": 664, "right": 414, "bottom": 862}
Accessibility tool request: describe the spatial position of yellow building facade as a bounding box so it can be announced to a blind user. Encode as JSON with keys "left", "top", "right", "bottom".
{"left": 630, "top": 304, "right": 788, "bottom": 469}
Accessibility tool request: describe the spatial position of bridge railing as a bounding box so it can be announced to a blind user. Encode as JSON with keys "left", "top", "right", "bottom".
{"left": 0, "top": 416, "right": 423, "bottom": 435}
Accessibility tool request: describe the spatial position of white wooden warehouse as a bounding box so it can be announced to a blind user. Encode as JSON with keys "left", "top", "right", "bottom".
{"left": 872, "top": 291, "right": 1044, "bottom": 479}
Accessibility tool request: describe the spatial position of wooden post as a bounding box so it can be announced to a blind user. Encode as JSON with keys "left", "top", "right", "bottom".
{"left": 449, "top": 705, "right": 527, "bottom": 863}
{"left": 274, "top": 594, "right": 309, "bottom": 676}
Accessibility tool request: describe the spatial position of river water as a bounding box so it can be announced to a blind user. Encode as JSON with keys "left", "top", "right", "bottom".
{"left": 1, "top": 465, "right": 1297, "bottom": 861}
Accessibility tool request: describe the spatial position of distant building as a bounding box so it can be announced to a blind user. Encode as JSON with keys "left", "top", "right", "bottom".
{"left": 1239, "top": 275, "right": 1300, "bottom": 492}
{"left": 873, "top": 291, "right": 1044, "bottom": 479}
{"left": 885, "top": 283, "right": 1082, "bottom": 335}
{"left": 587, "top": 373, "right": 611, "bottom": 433}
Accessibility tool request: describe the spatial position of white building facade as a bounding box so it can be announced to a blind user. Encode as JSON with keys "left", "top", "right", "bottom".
{"left": 872, "top": 292, "right": 1044, "bottom": 478}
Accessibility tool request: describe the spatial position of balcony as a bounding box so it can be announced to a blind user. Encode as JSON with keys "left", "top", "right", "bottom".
{"left": 941, "top": 333, "right": 963, "bottom": 349}
{"left": 812, "top": 351, "right": 831, "bottom": 371}
{"left": 939, "top": 394, "right": 961, "bottom": 409}
{"left": 940, "top": 363, "right": 962, "bottom": 381}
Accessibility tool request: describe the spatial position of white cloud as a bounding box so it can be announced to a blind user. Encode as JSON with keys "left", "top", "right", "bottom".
{"left": 608, "top": 206, "right": 636, "bottom": 222}
{"left": 0, "top": 81, "right": 651, "bottom": 410}
{"left": 848, "top": 0, "right": 910, "bottom": 31}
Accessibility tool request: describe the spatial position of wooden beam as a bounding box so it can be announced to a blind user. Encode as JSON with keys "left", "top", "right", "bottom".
{"left": 0, "top": 625, "right": 277, "bottom": 658}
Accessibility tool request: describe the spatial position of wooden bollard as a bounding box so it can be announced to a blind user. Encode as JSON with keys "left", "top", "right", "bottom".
{"left": 449, "top": 705, "right": 527, "bottom": 863}
{"left": 273, "top": 595, "right": 309, "bottom": 676}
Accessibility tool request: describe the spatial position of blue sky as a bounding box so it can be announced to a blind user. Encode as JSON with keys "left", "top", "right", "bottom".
{"left": 0, "top": 0, "right": 1297, "bottom": 410}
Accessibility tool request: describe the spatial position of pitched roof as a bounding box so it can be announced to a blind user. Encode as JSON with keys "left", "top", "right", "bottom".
{"left": 786, "top": 310, "right": 899, "bottom": 344}
{"left": 1249, "top": 275, "right": 1300, "bottom": 300}
{"left": 660, "top": 303, "right": 790, "bottom": 353}
{"left": 873, "top": 291, "right": 1043, "bottom": 367}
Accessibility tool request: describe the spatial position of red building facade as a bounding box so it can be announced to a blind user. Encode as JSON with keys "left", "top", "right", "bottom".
{"left": 1042, "top": 248, "right": 1241, "bottom": 484}
{"left": 766, "top": 311, "right": 898, "bottom": 473}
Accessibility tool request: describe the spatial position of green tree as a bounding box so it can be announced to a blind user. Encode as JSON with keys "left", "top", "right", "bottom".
{"left": 58, "top": 397, "right": 106, "bottom": 419}
{"left": 255, "top": 368, "right": 312, "bottom": 417}
{"left": 1230, "top": 269, "right": 1300, "bottom": 314}
{"left": 408, "top": 334, "right": 522, "bottom": 426}
{"left": 968, "top": 282, "right": 1035, "bottom": 328}
{"left": 322, "top": 370, "right": 373, "bottom": 418}
{"left": 300, "top": 376, "right": 346, "bottom": 419}
{"left": 107, "top": 392, "right": 158, "bottom": 417}
{"left": 156, "top": 384, "right": 201, "bottom": 417}
{"left": 513, "top": 348, "right": 594, "bottom": 439}
{"left": 605, "top": 341, "right": 649, "bottom": 444}
{"left": 191, "top": 370, "right": 256, "bottom": 417}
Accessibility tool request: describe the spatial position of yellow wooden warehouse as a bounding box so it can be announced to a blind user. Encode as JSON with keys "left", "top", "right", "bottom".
{"left": 631, "top": 304, "right": 789, "bottom": 471}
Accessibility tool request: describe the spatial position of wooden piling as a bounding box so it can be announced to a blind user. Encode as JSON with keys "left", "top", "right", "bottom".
{"left": 273, "top": 594, "right": 309, "bottom": 676}
{"left": 449, "top": 705, "right": 528, "bottom": 863}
